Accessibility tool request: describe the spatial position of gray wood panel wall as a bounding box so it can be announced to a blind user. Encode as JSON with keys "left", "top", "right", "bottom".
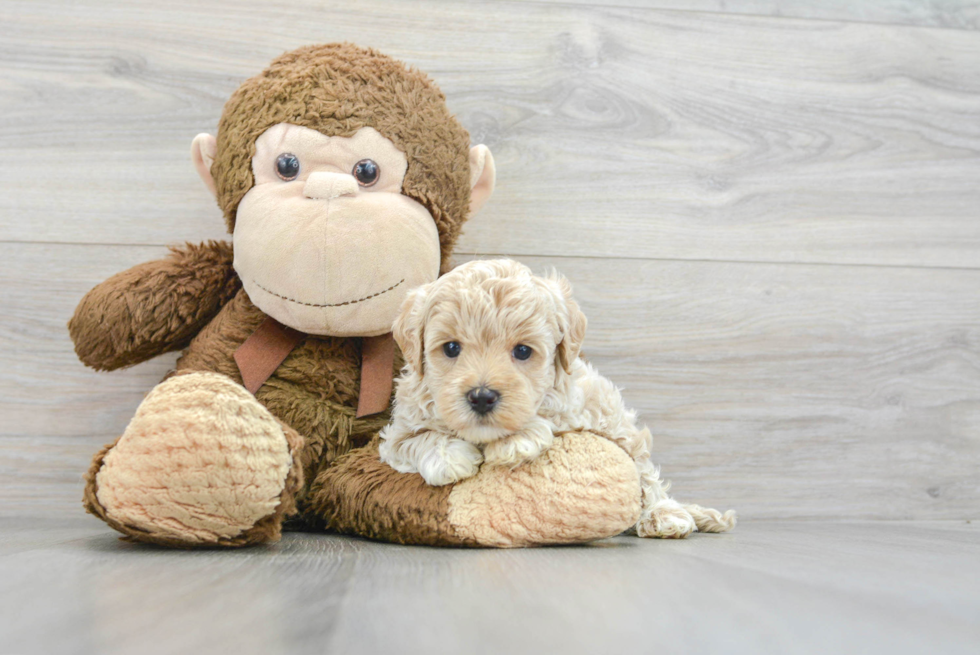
{"left": 2, "top": 0, "right": 978, "bottom": 521}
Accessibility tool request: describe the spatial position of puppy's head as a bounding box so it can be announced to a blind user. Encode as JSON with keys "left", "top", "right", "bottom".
{"left": 392, "top": 259, "right": 586, "bottom": 443}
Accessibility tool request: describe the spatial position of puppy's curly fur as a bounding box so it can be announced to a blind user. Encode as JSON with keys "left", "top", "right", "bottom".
{"left": 380, "top": 259, "right": 736, "bottom": 538}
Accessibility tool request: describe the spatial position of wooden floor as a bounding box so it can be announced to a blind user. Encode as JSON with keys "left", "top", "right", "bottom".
{"left": 2, "top": 516, "right": 978, "bottom": 655}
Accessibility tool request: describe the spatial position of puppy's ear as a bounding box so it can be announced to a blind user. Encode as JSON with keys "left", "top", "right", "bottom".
{"left": 551, "top": 273, "right": 587, "bottom": 375}
{"left": 392, "top": 286, "right": 428, "bottom": 374}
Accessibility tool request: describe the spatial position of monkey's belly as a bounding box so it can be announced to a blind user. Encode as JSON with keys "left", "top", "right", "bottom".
{"left": 174, "top": 289, "right": 371, "bottom": 468}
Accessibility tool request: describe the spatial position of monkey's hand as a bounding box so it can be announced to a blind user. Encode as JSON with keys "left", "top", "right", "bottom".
{"left": 69, "top": 240, "right": 240, "bottom": 371}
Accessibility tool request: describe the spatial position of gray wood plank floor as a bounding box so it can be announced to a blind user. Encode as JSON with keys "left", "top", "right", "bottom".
{"left": 3, "top": 517, "right": 978, "bottom": 655}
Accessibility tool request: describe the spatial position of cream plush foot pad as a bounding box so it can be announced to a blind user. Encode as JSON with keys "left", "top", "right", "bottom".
{"left": 447, "top": 431, "right": 642, "bottom": 547}
{"left": 96, "top": 372, "right": 293, "bottom": 544}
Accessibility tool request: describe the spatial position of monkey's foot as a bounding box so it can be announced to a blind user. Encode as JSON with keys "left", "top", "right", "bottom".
{"left": 312, "top": 431, "right": 642, "bottom": 547}
{"left": 84, "top": 371, "right": 303, "bottom": 547}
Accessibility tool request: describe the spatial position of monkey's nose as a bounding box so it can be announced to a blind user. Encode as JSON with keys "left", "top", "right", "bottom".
{"left": 466, "top": 386, "right": 500, "bottom": 416}
{"left": 303, "top": 172, "right": 358, "bottom": 200}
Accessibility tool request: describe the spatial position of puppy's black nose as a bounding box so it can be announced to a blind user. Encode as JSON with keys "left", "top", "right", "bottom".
{"left": 466, "top": 387, "right": 500, "bottom": 415}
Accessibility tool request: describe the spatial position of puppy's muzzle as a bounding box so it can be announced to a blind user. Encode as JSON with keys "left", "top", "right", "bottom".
{"left": 466, "top": 386, "right": 500, "bottom": 416}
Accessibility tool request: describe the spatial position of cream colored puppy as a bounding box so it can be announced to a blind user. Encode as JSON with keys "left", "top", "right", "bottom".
{"left": 379, "top": 259, "right": 736, "bottom": 538}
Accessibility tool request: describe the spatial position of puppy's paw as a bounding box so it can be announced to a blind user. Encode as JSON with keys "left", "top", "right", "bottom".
{"left": 686, "top": 504, "right": 738, "bottom": 533}
{"left": 482, "top": 436, "right": 541, "bottom": 467}
{"left": 637, "top": 502, "right": 697, "bottom": 539}
{"left": 483, "top": 423, "right": 554, "bottom": 468}
{"left": 418, "top": 439, "right": 484, "bottom": 486}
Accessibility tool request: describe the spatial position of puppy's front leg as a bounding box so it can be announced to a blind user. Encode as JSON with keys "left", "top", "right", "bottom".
{"left": 382, "top": 427, "right": 484, "bottom": 487}
{"left": 417, "top": 431, "right": 485, "bottom": 486}
{"left": 482, "top": 417, "right": 555, "bottom": 468}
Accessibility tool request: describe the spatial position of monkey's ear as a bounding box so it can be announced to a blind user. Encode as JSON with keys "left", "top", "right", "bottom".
{"left": 191, "top": 133, "right": 218, "bottom": 198}
{"left": 468, "top": 145, "right": 495, "bottom": 216}
{"left": 392, "top": 286, "right": 428, "bottom": 375}
{"left": 552, "top": 274, "right": 587, "bottom": 376}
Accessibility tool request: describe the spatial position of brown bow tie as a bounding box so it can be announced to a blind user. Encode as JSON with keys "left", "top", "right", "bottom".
{"left": 233, "top": 316, "right": 395, "bottom": 418}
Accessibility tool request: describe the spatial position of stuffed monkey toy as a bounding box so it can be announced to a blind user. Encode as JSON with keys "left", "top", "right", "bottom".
{"left": 70, "top": 44, "right": 641, "bottom": 548}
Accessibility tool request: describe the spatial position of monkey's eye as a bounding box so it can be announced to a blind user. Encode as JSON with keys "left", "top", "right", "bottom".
{"left": 512, "top": 344, "right": 533, "bottom": 361}
{"left": 443, "top": 341, "right": 461, "bottom": 358}
{"left": 275, "top": 153, "right": 300, "bottom": 181}
{"left": 353, "top": 159, "right": 380, "bottom": 187}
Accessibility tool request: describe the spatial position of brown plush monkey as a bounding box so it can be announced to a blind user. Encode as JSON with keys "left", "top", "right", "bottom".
{"left": 70, "top": 44, "right": 641, "bottom": 548}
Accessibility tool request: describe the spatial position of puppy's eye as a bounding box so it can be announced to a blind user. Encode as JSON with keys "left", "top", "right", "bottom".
{"left": 512, "top": 344, "right": 533, "bottom": 361}
{"left": 353, "top": 159, "right": 380, "bottom": 187}
{"left": 443, "top": 341, "right": 461, "bottom": 358}
{"left": 275, "top": 153, "right": 300, "bottom": 181}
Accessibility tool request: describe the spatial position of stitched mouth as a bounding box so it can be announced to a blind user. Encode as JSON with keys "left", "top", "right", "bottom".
{"left": 252, "top": 278, "right": 405, "bottom": 308}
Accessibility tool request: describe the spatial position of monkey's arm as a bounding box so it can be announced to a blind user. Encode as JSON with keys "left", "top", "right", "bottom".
{"left": 69, "top": 240, "right": 241, "bottom": 371}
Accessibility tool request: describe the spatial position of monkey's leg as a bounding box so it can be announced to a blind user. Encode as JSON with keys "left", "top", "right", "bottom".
{"left": 308, "top": 430, "right": 642, "bottom": 547}
{"left": 83, "top": 371, "right": 303, "bottom": 547}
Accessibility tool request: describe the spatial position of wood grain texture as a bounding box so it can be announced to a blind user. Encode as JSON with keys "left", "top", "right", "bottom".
{"left": 0, "top": 243, "right": 179, "bottom": 440}
{"left": 2, "top": 1, "right": 978, "bottom": 524}
{"left": 4, "top": 243, "right": 978, "bottom": 520}
{"left": 2, "top": 518, "right": 979, "bottom": 655}
{"left": 3, "top": 3, "right": 978, "bottom": 648}
{"left": 1, "top": 1, "right": 979, "bottom": 267}
{"left": 521, "top": 0, "right": 980, "bottom": 30}
{"left": 0, "top": 436, "right": 106, "bottom": 517}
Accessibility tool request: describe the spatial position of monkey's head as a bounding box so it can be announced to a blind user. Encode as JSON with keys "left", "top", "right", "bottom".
{"left": 190, "top": 43, "right": 495, "bottom": 337}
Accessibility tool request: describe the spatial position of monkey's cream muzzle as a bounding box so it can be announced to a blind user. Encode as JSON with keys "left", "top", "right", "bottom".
{"left": 232, "top": 123, "right": 441, "bottom": 336}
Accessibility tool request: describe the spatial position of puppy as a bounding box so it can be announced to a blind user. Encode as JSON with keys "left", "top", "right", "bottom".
{"left": 379, "top": 259, "right": 736, "bottom": 538}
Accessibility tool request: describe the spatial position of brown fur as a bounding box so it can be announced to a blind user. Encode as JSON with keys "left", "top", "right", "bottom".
{"left": 309, "top": 436, "right": 474, "bottom": 546}
{"left": 69, "top": 241, "right": 240, "bottom": 371}
{"left": 170, "top": 289, "right": 395, "bottom": 497}
{"left": 211, "top": 43, "right": 473, "bottom": 272}
{"left": 73, "top": 45, "right": 473, "bottom": 547}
